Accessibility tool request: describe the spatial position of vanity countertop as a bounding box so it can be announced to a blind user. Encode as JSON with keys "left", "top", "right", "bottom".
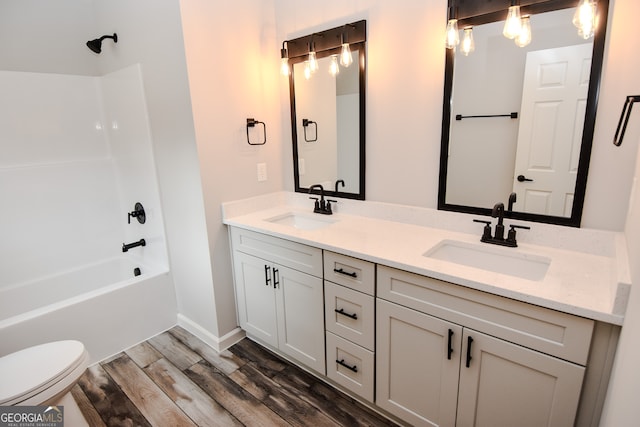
{"left": 223, "top": 193, "right": 630, "bottom": 325}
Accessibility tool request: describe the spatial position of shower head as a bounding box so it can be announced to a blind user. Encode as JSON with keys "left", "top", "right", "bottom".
{"left": 86, "top": 33, "right": 118, "bottom": 54}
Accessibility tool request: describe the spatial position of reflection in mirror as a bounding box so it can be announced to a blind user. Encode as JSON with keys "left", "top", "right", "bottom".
{"left": 293, "top": 51, "right": 360, "bottom": 193}
{"left": 439, "top": 0, "right": 609, "bottom": 227}
{"left": 287, "top": 20, "right": 366, "bottom": 200}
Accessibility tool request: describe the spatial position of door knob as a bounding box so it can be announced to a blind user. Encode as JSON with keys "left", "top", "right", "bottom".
{"left": 517, "top": 174, "right": 533, "bottom": 182}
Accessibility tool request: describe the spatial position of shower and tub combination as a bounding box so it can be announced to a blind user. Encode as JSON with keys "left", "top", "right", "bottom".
{"left": 0, "top": 59, "right": 177, "bottom": 363}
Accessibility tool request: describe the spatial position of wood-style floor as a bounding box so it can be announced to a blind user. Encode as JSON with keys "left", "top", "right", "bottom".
{"left": 71, "top": 326, "right": 398, "bottom": 427}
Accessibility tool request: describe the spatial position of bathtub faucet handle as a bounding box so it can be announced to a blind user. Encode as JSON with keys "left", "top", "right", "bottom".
{"left": 127, "top": 202, "right": 146, "bottom": 225}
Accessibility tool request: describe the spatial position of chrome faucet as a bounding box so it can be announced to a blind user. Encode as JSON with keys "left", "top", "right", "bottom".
{"left": 309, "top": 184, "right": 335, "bottom": 215}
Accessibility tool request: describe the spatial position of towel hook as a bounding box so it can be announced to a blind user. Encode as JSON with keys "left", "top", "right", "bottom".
{"left": 246, "top": 118, "right": 266, "bottom": 145}
{"left": 614, "top": 95, "right": 640, "bottom": 147}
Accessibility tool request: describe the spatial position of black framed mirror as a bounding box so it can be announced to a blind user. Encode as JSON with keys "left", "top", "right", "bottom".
{"left": 286, "top": 21, "right": 366, "bottom": 200}
{"left": 438, "top": 0, "right": 609, "bottom": 226}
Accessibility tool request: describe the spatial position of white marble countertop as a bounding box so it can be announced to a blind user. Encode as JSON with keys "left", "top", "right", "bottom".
{"left": 223, "top": 192, "right": 630, "bottom": 325}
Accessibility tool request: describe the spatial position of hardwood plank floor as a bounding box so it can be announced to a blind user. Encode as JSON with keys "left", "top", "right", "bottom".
{"left": 75, "top": 326, "right": 398, "bottom": 426}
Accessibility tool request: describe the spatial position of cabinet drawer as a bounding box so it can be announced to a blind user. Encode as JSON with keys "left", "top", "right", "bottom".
{"left": 326, "top": 332, "right": 374, "bottom": 402}
{"left": 377, "top": 265, "right": 594, "bottom": 365}
{"left": 230, "top": 227, "right": 322, "bottom": 277}
{"left": 323, "top": 251, "right": 375, "bottom": 295}
{"left": 324, "top": 282, "right": 375, "bottom": 351}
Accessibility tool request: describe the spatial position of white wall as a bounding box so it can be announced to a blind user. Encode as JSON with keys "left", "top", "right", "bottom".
{"left": 179, "top": 0, "right": 283, "bottom": 338}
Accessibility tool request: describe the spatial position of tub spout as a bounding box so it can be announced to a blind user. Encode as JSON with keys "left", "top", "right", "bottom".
{"left": 122, "top": 239, "right": 146, "bottom": 252}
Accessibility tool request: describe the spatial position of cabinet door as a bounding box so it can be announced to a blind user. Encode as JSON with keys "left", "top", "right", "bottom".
{"left": 457, "top": 329, "right": 585, "bottom": 427}
{"left": 232, "top": 252, "right": 278, "bottom": 347}
{"left": 276, "top": 265, "right": 326, "bottom": 374}
{"left": 376, "top": 299, "right": 462, "bottom": 427}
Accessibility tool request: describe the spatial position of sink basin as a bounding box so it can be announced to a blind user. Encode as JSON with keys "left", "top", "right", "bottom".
{"left": 265, "top": 212, "right": 337, "bottom": 231}
{"left": 424, "top": 240, "right": 550, "bottom": 281}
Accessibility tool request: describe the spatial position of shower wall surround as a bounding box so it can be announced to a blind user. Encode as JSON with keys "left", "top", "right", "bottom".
{"left": 0, "top": 64, "right": 168, "bottom": 289}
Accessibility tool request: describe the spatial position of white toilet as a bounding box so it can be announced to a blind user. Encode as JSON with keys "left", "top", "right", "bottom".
{"left": 0, "top": 340, "right": 90, "bottom": 425}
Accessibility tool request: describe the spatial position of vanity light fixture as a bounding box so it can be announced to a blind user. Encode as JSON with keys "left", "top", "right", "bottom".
{"left": 461, "top": 27, "right": 475, "bottom": 56}
{"left": 280, "top": 41, "right": 290, "bottom": 76}
{"left": 573, "top": 0, "right": 597, "bottom": 39}
{"left": 445, "top": 5, "right": 460, "bottom": 49}
{"left": 515, "top": 15, "right": 532, "bottom": 47}
{"left": 340, "top": 33, "right": 353, "bottom": 67}
{"left": 329, "top": 55, "right": 340, "bottom": 76}
{"left": 503, "top": 0, "right": 522, "bottom": 39}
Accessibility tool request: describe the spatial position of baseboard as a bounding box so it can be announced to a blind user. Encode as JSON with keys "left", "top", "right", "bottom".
{"left": 177, "top": 314, "right": 245, "bottom": 352}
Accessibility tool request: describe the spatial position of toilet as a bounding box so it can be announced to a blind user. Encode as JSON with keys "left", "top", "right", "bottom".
{"left": 0, "top": 340, "right": 90, "bottom": 425}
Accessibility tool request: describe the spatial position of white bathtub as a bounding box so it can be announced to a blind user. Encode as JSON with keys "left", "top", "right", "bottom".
{"left": 0, "top": 257, "right": 177, "bottom": 363}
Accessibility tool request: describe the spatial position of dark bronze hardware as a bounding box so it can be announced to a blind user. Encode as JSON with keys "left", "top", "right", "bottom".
{"left": 273, "top": 268, "right": 279, "bottom": 289}
{"left": 334, "top": 268, "right": 357, "bottom": 278}
{"left": 336, "top": 359, "right": 358, "bottom": 373}
{"left": 302, "top": 118, "right": 318, "bottom": 142}
{"left": 122, "top": 239, "right": 146, "bottom": 253}
{"left": 246, "top": 118, "right": 266, "bottom": 145}
{"left": 466, "top": 336, "right": 474, "bottom": 368}
{"left": 614, "top": 95, "right": 640, "bottom": 146}
{"left": 264, "top": 265, "right": 271, "bottom": 287}
{"left": 127, "top": 202, "right": 146, "bottom": 224}
{"left": 335, "top": 308, "right": 358, "bottom": 320}
{"left": 517, "top": 174, "right": 533, "bottom": 182}
{"left": 455, "top": 112, "right": 518, "bottom": 121}
{"left": 448, "top": 329, "right": 454, "bottom": 360}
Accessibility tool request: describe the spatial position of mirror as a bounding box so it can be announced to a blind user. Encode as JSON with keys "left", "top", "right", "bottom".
{"left": 287, "top": 21, "right": 366, "bottom": 200}
{"left": 439, "top": 0, "right": 609, "bottom": 226}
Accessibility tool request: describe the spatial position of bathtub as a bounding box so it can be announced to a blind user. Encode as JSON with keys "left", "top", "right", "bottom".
{"left": 0, "top": 257, "right": 177, "bottom": 363}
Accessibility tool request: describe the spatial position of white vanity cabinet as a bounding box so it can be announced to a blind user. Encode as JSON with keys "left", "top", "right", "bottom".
{"left": 376, "top": 265, "right": 594, "bottom": 427}
{"left": 323, "top": 251, "right": 376, "bottom": 401}
{"left": 230, "top": 228, "right": 325, "bottom": 374}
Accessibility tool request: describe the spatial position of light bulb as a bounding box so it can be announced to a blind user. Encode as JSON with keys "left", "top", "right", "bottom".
{"left": 329, "top": 55, "right": 340, "bottom": 76}
{"left": 461, "top": 27, "right": 475, "bottom": 56}
{"left": 308, "top": 51, "right": 318, "bottom": 73}
{"left": 304, "top": 62, "right": 311, "bottom": 80}
{"left": 503, "top": 5, "right": 522, "bottom": 39}
{"left": 445, "top": 19, "right": 460, "bottom": 49}
{"left": 340, "top": 43, "right": 353, "bottom": 67}
{"left": 515, "top": 16, "right": 532, "bottom": 47}
{"left": 573, "top": 0, "right": 596, "bottom": 39}
{"left": 280, "top": 57, "right": 290, "bottom": 76}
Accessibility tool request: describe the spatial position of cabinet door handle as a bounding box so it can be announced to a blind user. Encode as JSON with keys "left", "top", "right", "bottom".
{"left": 336, "top": 359, "right": 358, "bottom": 373}
{"left": 466, "top": 336, "right": 474, "bottom": 368}
{"left": 273, "top": 268, "right": 279, "bottom": 289}
{"left": 264, "top": 265, "right": 271, "bottom": 287}
{"left": 334, "top": 308, "right": 358, "bottom": 320}
{"left": 447, "top": 329, "right": 454, "bottom": 360}
{"left": 334, "top": 267, "right": 357, "bottom": 278}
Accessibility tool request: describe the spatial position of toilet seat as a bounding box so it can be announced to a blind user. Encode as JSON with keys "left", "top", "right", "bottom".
{"left": 0, "top": 340, "right": 89, "bottom": 406}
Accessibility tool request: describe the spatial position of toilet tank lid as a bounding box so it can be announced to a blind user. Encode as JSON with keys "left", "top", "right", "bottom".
{"left": 0, "top": 340, "right": 87, "bottom": 404}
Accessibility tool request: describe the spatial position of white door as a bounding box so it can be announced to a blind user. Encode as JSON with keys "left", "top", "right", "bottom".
{"left": 232, "top": 252, "right": 278, "bottom": 347}
{"left": 376, "top": 299, "right": 462, "bottom": 427}
{"left": 456, "top": 329, "right": 585, "bottom": 427}
{"left": 513, "top": 43, "right": 592, "bottom": 216}
{"left": 275, "top": 264, "right": 325, "bottom": 374}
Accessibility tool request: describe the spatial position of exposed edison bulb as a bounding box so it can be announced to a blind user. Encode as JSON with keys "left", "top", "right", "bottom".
{"left": 515, "top": 16, "right": 532, "bottom": 47}
{"left": 304, "top": 62, "right": 311, "bottom": 80}
{"left": 573, "top": 0, "right": 596, "bottom": 39}
{"left": 445, "top": 19, "right": 460, "bottom": 49}
{"left": 308, "top": 51, "right": 318, "bottom": 73}
{"left": 503, "top": 5, "right": 522, "bottom": 39}
{"left": 340, "top": 43, "right": 353, "bottom": 67}
{"left": 329, "top": 55, "right": 340, "bottom": 76}
{"left": 461, "top": 27, "right": 475, "bottom": 56}
{"left": 280, "top": 57, "right": 290, "bottom": 76}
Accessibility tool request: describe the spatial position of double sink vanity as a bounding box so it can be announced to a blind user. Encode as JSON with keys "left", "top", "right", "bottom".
{"left": 223, "top": 192, "right": 629, "bottom": 426}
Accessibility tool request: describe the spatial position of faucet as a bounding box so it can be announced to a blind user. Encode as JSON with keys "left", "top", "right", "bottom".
{"left": 122, "top": 238, "right": 146, "bottom": 252}
{"left": 473, "top": 201, "right": 530, "bottom": 247}
{"left": 308, "top": 184, "right": 335, "bottom": 215}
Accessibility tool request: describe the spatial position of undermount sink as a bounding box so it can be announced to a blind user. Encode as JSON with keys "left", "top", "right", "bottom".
{"left": 265, "top": 212, "right": 337, "bottom": 231}
{"left": 424, "top": 239, "right": 551, "bottom": 281}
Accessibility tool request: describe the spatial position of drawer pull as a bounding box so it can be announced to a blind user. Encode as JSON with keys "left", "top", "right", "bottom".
{"left": 273, "top": 268, "right": 279, "bottom": 289}
{"left": 336, "top": 359, "right": 358, "bottom": 373}
{"left": 466, "top": 336, "right": 474, "bottom": 368}
{"left": 264, "top": 265, "right": 271, "bottom": 287}
{"left": 335, "top": 308, "right": 358, "bottom": 320}
{"left": 334, "top": 267, "right": 357, "bottom": 278}
{"left": 447, "top": 329, "right": 454, "bottom": 360}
